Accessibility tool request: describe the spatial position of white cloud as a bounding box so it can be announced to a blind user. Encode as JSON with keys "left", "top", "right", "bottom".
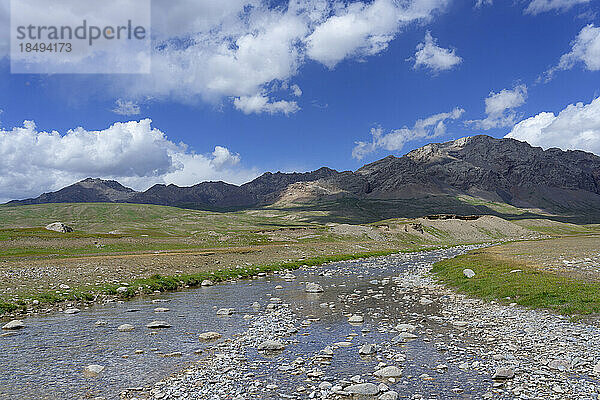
{"left": 543, "top": 24, "right": 600, "bottom": 80}
{"left": 233, "top": 94, "right": 300, "bottom": 115}
{"left": 112, "top": 99, "right": 141, "bottom": 116}
{"left": 467, "top": 84, "right": 528, "bottom": 130}
{"left": 0, "top": 119, "right": 259, "bottom": 201}
{"left": 352, "top": 107, "right": 465, "bottom": 159}
{"left": 474, "top": 0, "right": 493, "bottom": 8}
{"left": 0, "top": 0, "right": 450, "bottom": 113}
{"left": 506, "top": 95, "right": 600, "bottom": 155}
{"left": 306, "top": 0, "right": 450, "bottom": 69}
{"left": 525, "top": 0, "right": 590, "bottom": 15}
{"left": 413, "top": 31, "right": 462, "bottom": 73}
{"left": 108, "top": 0, "right": 449, "bottom": 111}
{"left": 291, "top": 84, "right": 303, "bottom": 97}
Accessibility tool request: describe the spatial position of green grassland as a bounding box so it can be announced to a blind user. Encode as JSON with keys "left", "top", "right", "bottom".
{"left": 2, "top": 201, "right": 600, "bottom": 318}
{"left": 432, "top": 249, "right": 600, "bottom": 315}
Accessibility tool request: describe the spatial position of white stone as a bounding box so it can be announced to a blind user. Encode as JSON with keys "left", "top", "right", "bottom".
{"left": 374, "top": 366, "right": 403, "bottom": 378}
{"left": 463, "top": 269, "right": 475, "bottom": 278}
{"left": 118, "top": 324, "right": 134, "bottom": 332}
{"left": 199, "top": 332, "right": 221, "bottom": 341}
{"left": 146, "top": 321, "right": 171, "bottom": 329}
{"left": 2, "top": 320, "right": 24, "bottom": 330}
{"left": 305, "top": 283, "right": 324, "bottom": 293}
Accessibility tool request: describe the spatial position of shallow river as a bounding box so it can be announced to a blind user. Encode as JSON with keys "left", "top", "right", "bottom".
{"left": 1, "top": 246, "right": 488, "bottom": 400}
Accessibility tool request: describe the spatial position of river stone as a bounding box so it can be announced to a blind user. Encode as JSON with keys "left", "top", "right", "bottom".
{"left": 359, "top": 343, "right": 376, "bottom": 355}
{"left": 45, "top": 222, "right": 73, "bottom": 233}
{"left": 345, "top": 383, "right": 380, "bottom": 395}
{"left": 548, "top": 359, "right": 570, "bottom": 371}
{"left": 2, "top": 320, "right": 24, "bottom": 330}
{"left": 95, "top": 320, "right": 108, "bottom": 326}
{"left": 116, "top": 286, "right": 128, "bottom": 294}
{"left": 154, "top": 307, "right": 170, "bottom": 313}
{"left": 118, "top": 324, "right": 134, "bottom": 332}
{"left": 374, "top": 366, "right": 403, "bottom": 378}
{"left": 146, "top": 321, "right": 171, "bottom": 329}
{"left": 419, "top": 298, "right": 433, "bottom": 306}
{"left": 199, "top": 332, "right": 221, "bottom": 341}
{"left": 201, "top": 280, "right": 214, "bottom": 286}
{"left": 395, "top": 323, "right": 416, "bottom": 332}
{"left": 257, "top": 340, "right": 285, "bottom": 351}
{"left": 305, "top": 283, "right": 324, "bottom": 293}
{"left": 493, "top": 367, "right": 515, "bottom": 380}
{"left": 64, "top": 308, "right": 81, "bottom": 314}
{"left": 463, "top": 269, "right": 476, "bottom": 278}
{"left": 379, "top": 391, "right": 399, "bottom": 400}
{"left": 593, "top": 361, "right": 600, "bottom": 375}
{"left": 349, "top": 315, "right": 364, "bottom": 323}
{"left": 395, "top": 332, "right": 418, "bottom": 341}
{"left": 216, "top": 308, "right": 235, "bottom": 316}
{"left": 282, "top": 273, "right": 296, "bottom": 280}
{"left": 83, "top": 364, "right": 105, "bottom": 377}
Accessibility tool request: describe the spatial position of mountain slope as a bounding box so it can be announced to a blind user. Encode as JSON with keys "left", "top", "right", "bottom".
{"left": 7, "top": 178, "right": 136, "bottom": 205}
{"left": 6, "top": 135, "right": 600, "bottom": 221}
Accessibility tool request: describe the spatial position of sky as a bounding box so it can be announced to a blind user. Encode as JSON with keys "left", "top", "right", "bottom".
{"left": 0, "top": 0, "right": 599, "bottom": 202}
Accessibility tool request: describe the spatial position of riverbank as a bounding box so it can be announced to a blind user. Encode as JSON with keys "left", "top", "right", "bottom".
{"left": 0, "top": 245, "right": 404, "bottom": 318}
{"left": 432, "top": 236, "right": 600, "bottom": 315}
{"left": 134, "top": 245, "right": 600, "bottom": 400}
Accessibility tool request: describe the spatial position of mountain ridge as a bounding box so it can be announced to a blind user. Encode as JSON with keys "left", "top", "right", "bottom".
{"left": 7, "top": 135, "right": 600, "bottom": 220}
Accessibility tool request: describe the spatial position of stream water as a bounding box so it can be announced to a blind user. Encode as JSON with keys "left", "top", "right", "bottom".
{"left": 1, "top": 246, "right": 489, "bottom": 400}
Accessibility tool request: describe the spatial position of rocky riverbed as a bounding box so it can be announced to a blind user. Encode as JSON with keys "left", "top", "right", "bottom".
{"left": 129, "top": 246, "right": 600, "bottom": 400}
{"left": 4, "top": 246, "right": 600, "bottom": 400}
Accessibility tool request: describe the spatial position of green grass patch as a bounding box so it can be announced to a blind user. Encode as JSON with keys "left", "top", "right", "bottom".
{"left": 0, "top": 249, "right": 400, "bottom": 317}
{"left": 432, "top": 251, "right": 600, "bottom": 315}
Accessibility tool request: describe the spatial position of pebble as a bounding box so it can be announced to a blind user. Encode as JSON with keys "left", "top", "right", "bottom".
{"left": 257, "top": 340, "right": 285, "bottom": 351}
{"left": 198, "top": 332, "right": 222, "bottom": 341}
{"left": 345, "top": 383, "right": 380, "bottom": 395}
{"left": 348, "top": 315, "right": 364, "bottom": 323}
{"left": 118, "top": 324, "right": 134, "bottom": 332}
{"left": 463, "top": 269, "right": 476, "bottom": 278}
{"left": 146, "top": 321, "right": 172, "bottom": 329}
{"left": 2, "top": 320, "right": 24, "bottom": 330}
{"left": 305, "top": 283, "right": 324, "bottom": 293}
{"left": 83, "top": 365, "right": 105, "bottom": 377}
{"left": 374, "top": 366, "right": 403, "bottom": 378}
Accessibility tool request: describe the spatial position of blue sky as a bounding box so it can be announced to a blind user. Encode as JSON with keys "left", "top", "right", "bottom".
{"left": 0, "top": 0, "right": 599, "bottom": 201}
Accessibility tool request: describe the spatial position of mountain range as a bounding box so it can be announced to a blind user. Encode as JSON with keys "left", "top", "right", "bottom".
{"left": 7, "top": 135, "right": 600, "bottom": 222}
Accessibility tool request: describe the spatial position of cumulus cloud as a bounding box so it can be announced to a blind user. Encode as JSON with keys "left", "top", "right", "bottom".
{"left": 352, "top": 107, "right": 465, "bottom": 159}
{"left": 543, "top": 24, "right": 600, "bottom": 81}
{"left": 506, "top": 95, "right": 600, "bottom": 155}
{"left": 474, "top": 0, "right": 493, "bottom": 8}
{"left": 306, "top": 0, "right": 450, "bottom": 69}
{"left": 233, "top": 94, "right": 300, "bottom": 115}
{"left": 291, "top": 84, "right": 303, "bottom": 97}
{"left": 525, "top": 0, "right": 590, "bottom": 15}
{"left": 0, "top": 119, "right": 259, "bottom": 202}
{"left": 467, "top": 84, "right": 528, "bottom": 130}
{"left": 40, "top": 0, "right": 448, "bottom": 113}
{"left": 112, "top": 99, "right": 141, "bottom": 116}
{"left": 413, "top": 31, "right": 462, "bottom": 73}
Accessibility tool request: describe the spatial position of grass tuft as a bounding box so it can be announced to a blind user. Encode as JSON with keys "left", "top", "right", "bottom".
{"left": 432, "top": 251, "right": 600, "bottom": 315}
{"left": 0, "top": 250, "right": 398, "bottom": 317}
